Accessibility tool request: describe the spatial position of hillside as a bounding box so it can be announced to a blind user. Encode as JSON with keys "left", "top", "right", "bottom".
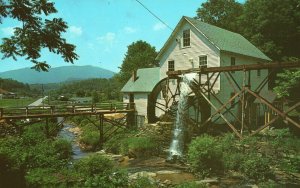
{"left": 0, "top": 65, "right": 115, "bottom": 84}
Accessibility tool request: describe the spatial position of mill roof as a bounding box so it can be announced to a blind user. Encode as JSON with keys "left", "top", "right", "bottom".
{"left": 121, "top": 67, "right": 160, "bottom": 93}
{"left": 156, "top": 16, "right": 271, "bottom": 61}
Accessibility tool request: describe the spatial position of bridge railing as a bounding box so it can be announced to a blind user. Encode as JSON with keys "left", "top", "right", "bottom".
{"left": 0, "top": 102, "right": 135, "bottom": 118}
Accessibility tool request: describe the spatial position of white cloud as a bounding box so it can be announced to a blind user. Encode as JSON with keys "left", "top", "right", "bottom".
{"left": 1, "top": 27, "right": 15, "bottom": 36}
{"left": 153, "top": 22, "right": 167, "bottom": 31}
{"left": 69, "top": 26, "right": 82, "bottom": 36}
{"left": 97, "top": 32, "right": 116, "bottom": 45}
{"left": 124, "top": 26, "right": 137, "bottom": 34}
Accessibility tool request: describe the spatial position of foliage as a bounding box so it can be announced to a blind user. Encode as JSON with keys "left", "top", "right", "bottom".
{"left": 240, "top": 153, "right": 273, "bottom": 181}
{"left": 196, "top": 0, "right": 300, "bottom": 61}
{"left": 79, "top": 131, "right": 99, "bottom": 150}
{"left": 0, "top": 98, "right": 37, "bottom": 108}
{"left": 74, "top": 154, "right": 114, "bottom": 176}
{"left": 196, "top": 0, "right": 243, "bottom": 32}
{"left": 0, "top": 0, "right": 78, "bottom": 71}
{"left": 25, "top": 168, "right": 80, "bottom": 187}
{"left": 175, "top": 181, "right": 207, "bottom": 188}
{"left": 239, "top": 0, "right": 300, "bottom": 60}
{"left": 129, "top": 176, "right": 157, "bottom": 188}
{"left": 54, "top": 77, "right": 122, "bottom": 101}
{"left": 83, "top": 170, "right": 128, "bottom": 188}
{"left": 120, "top": 136, "right": 161, "bottom": 158}
{"left": 52, "top": 139, "right": 72, "bottom": 159}
{"left": 187, "top": 134, "right": 223, "bottom": 177}
{"left": 116, "top": 40, "right": 158, "bottom": 85}
{"left": 274, "top": 69, "right": 300, "bottom": 98}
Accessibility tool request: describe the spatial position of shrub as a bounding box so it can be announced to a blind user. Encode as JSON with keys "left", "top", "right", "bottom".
{"left": 130, "top": 176, "right": 156, "bottom": 188}
{"left": 187, "top": 135, "right": 223, "bottom": 177}
{"left": 175, "top": 181, "right": 207, "bottom": 188}
{"left": 79, "top": 119, "right": 90, "bottom": 127}
{"left": 52, "top": 139, "right": 72, "bottom": 159}
{"left": 79, "top": 131, "right": 99, "bottom": 150}
{"left": 25, "top": 168, "right": 80, "bottom": 187}
{"left": 74, "top": 154, "right": 114, "bottom": 176}
{"left": 239, "top": 153, "right": 273, "bottom": 181}
{"left": 83, "top": 170, "right": 128, "bottom": 188}
{"left": 121, "top": 136, "right": 160, "bottom": 158}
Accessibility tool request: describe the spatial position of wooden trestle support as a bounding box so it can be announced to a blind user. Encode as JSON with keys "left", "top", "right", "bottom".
{"left": 164, "top": 62, "right": 300, "bottom": 138}
{"left": 0, "top": 102, "right": 136, "bottom": 148}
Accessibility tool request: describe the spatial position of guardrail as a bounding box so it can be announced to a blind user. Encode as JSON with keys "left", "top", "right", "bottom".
{"left": 0, "top": 102, "right": 135, "bottom": 119}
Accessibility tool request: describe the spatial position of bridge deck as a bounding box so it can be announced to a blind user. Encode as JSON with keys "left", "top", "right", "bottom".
{"left": 0, "top": 102, "right": 135, "bottom": 120}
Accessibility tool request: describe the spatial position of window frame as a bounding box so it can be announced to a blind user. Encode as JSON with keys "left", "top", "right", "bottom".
{"left": 168, "top": 60, "right": 175, "bottom": 71}
{"left": 183, "top": 29, "right": 190, "bottom": 47}
{"left": 199, "top": 55, "right": 207, "bottom": 67}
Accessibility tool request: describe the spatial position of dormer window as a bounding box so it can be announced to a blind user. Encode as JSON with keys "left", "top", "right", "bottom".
{"left": 183, "top": 29, "right": 190, "bottom": 47}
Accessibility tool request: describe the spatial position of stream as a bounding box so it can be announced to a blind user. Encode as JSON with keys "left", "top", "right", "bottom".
{"left": 57, "top": 118, "right": 90, "bottom": 160}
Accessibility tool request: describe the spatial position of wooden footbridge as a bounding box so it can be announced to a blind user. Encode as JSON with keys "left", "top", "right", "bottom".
{"left": 0, "top": 102, "right": 135, "bottom": 120}
{"left": 0, "top": 102, "right": 136, "bottom": 148}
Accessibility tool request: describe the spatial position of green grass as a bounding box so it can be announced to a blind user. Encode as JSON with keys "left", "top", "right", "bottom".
{"left": 0, "top": 98, "right": 38, "bottom": 108}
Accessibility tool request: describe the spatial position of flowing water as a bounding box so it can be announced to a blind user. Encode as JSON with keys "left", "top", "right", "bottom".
{"left": 57, "top": 117, "right": 90, "bottom": 160}
{"left": 169, "top": 73, "right": 197, "bottom": 159}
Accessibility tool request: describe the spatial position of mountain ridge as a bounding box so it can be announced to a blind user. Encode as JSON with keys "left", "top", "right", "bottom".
{"left": 0, "top": 65, "right": 115, "bottom": 84}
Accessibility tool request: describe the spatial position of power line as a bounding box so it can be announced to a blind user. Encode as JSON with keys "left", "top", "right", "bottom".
{"left": 135, "top": 0, "right": 173, "bottom": 31}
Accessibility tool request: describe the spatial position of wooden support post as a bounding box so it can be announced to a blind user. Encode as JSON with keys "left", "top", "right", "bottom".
{"left": 0, "top": 108, "right": 3, "bottom": 118}
{"left": 99, "top": 114, "right": 104, "bottom": 149}
{"left": 45, "top": 118, "right": 49, "bottom": 138}
{"left": 241, "top": 70, "right": 246, "bottom": 135}
{"left": 198, "top": 87, "right": 243, "bottom": 139}
{"left": 50, "top": 106, "right": 54, "bottom": 115}
{"left": 250, "top": 102, "right": 300, "bottom": 136}
{"left": 246, "top": 88, "right": 300, "bottom": 128}
{"left": 26, "top": 107, "right": 28, "bottom": 116}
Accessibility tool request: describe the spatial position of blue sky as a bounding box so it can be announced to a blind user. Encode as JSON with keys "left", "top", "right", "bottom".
{"left": 0, "top": 0, "right": 245, "bottom": 73}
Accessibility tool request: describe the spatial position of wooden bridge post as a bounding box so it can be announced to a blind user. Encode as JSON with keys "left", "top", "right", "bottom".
{"left": 126, "top": 103, "right": 136, "bottom": 128}
{"left": 99, "top": 114, "right": 104, "bottom": 149}
{"left": 26, "top": 107, "right": 28, "bottom": 116}
{"left": 0, "top": 108, "right": 3, "bottom": 118}
{"left": 45, "top": 118, "right": 49, "bottom": 138}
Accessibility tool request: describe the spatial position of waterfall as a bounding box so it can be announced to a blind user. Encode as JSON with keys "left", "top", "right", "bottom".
{"left": 168, "top": 73, "right": 197, "bottom": 159}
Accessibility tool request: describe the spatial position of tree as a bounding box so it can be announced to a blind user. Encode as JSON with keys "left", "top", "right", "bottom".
{"left": 117, "top": 40, "right": 158, "bottom": 85}
{"left": 0, "top": 0, "right": 78, "bottom": 71}
{"left": 196, "top": 0, "right": 243, "bottom": 32}
{"left": 239, "top": 0, "right": 300, "bottom": 61}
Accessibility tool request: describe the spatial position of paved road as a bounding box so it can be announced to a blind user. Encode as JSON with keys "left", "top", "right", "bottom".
{"left": 28, "top": 96, "right": 48, "bottom": 106}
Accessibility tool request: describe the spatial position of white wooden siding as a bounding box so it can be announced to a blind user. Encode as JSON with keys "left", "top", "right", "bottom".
{"left": 159, "top": 21, "right": 221, "bottom": 91}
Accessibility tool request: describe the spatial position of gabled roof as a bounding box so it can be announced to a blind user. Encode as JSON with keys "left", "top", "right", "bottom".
{"left": 121, "top": 67, "right": 160, "bottom": 93}
{"left": 156, "top": 16, "right": 271, "bottom": 61}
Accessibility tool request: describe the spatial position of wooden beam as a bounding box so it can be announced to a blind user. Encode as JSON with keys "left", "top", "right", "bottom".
{"left": 167, "top": 62, "right": 300, "bottom": 76}
{"left": 250, "top": 102, "right": 300, "bottom": 136}
{"left": 197, "top": 87, "right": 243, "bottom": 139}
{"left": 246, "top": 88, "right": 300, "bottom": 128}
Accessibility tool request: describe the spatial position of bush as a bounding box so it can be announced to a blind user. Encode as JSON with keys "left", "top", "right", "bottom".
{"left": 74, "top": 154, "right": 114, "bottom": 176}
{"left": 121, "top": 136, "right": 160, "bottom": 158}
{"left": 187, "top": 135, "right": 223, "bottom": 177}
{"left": 25, "top": 168, "right": 80, "bottom": 187}
{"left": 130, "top": 176, "right": 156, "bottom": 188}
{"left": 79, "top": 131, "right": 99, "bottom": 150}
{"left": 175, "top": 181, "right": 207, "bottom": 188}
{"left": 240, "top": 153, "right": 273, "bottom": 181}
{"left": 83, "top": 170, "right": 128, "bottom": 188}
{"left": 52, "top": 139, "right": 72, "bottom": 159}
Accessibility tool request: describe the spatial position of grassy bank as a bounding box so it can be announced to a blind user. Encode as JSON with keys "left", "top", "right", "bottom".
{"left": 0, "top": 98, "right": 38, "bottom": 108}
